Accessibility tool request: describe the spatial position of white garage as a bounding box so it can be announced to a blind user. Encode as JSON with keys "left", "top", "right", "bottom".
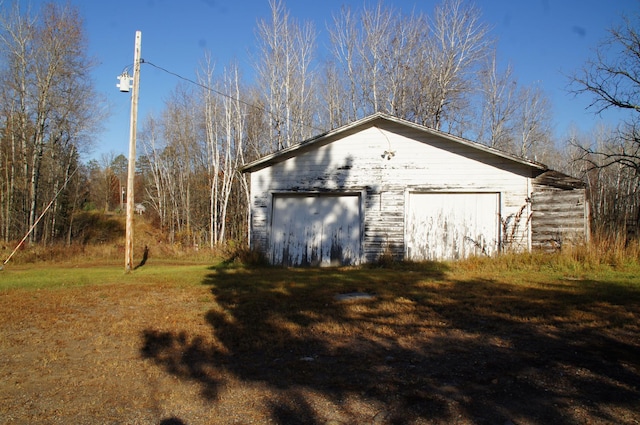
{"left": 270, "top": 193, "right": 362, "bottom": 266}
{"left": 405, "top": 192, "right": 500, "bottom": 261}
{"left": 242, "top": 113, "right": 588, "bottom": 265}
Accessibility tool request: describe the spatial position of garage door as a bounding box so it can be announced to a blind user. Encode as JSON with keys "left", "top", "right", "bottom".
{"left": 406, "top": 192, "right": 500, "bottom": 261}
{"left": 270, "top": 194, "right": 361, "bottom": 266}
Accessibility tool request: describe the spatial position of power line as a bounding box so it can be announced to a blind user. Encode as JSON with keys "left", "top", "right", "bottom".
{"left": 142, "top": 60, "right": 326, "bottom": 134}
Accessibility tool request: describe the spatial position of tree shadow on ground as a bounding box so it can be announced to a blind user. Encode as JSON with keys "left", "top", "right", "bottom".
{"left": 141, "top": 263, "right": 640, "bottom": 424}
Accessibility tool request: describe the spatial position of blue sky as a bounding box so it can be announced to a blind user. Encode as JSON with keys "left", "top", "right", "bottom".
{"left": 16, "top": 0, "right": 640, "bottom": 160}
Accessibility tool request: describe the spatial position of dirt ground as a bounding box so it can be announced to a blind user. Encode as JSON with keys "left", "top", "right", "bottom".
{"left": 1, "top": 265, "right": 639, "bottom": 424}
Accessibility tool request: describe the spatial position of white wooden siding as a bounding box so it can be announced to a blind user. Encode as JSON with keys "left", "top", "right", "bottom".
{"left": 270, "top": 194, "right": 361, "bottom": 266}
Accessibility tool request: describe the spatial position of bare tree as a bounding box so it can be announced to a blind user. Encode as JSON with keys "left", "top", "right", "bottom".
{"left": 327, "top": 0, "right": 490, "bottom": 133}
{"left": 319, "top": 59, "right": 348, "bottom": 129}
{"left": 570, "top": 14, "right": 640, "bottom": 172}
{"left": 85, "top": 155, "right": 112, "bottom": 213}
{"left": 568, "top": 124, "right": 639, "bottom": 235}
{"left": 476, "top": 53, "right": 517, "bottom": 150}
{"left": 0, "top": 2, "right": 103, "bottom": 243}
{"left": 328, "top": 5, "right": 361, "bottom": 123}
{"left": 328, "top": 1, "right": 422, "bottom": 122}
{"left": 198, "top": 54, "right": 221, "bottom": 247}
{"left": 359, "top": 1, "right": 394, "bottom": 114}
{"left": 139, "top": 114, "right": 169, "bottom": 232}
{"left": 198, "top": 56, "right": 247, "bottom": 246}
{"left": 569, "top": 13, "right": 640, "bottom": 234}
{"left": 161, "top": 84, "right": 201, "bottom": 245}
{"left": 254, "top": 0, "right": 317, "bottom": 151}
{"left": 417, "top": 0, "right": 491, "bottom": 131}
{"left": 138, "top": 55, "right": 251, "bottom": 248}
{"left": 382, "top": 11, "right": 426, "bottom": 119}
{"left": 217, "top": 63, "right": 246, "bottom": 243}
{"left": 514, "top": 83, "right": 553, "bottom": 161}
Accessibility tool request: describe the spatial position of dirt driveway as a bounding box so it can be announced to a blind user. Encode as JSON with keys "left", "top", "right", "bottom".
{"left": 1, "top": 264, "right": 639, "bottom": 424}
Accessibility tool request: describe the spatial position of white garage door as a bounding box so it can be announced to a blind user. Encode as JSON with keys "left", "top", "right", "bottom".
{"left": 270, "top": 194, "right": 361, "bottom": 266}
{"left": 406, "top": 192, "right": 500, "bottom": 261}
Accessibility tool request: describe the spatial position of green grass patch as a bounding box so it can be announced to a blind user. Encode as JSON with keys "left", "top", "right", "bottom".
{"left": 0, "top": 265, "right": 123, "bottom": 290}
{"left": 3, "top": 252, "right": 640, "bottom": 301}
{"left": 0, "top": 262, "right": 216, "bottom": 291}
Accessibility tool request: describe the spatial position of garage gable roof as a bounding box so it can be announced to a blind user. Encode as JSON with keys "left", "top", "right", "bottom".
{"left": 240, "top": 112, "right": 548, "bottom": 173}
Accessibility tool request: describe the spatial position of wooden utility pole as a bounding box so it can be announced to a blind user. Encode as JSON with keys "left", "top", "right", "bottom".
{"left": 125, "top": 31, "right": 141, "bottom": 273}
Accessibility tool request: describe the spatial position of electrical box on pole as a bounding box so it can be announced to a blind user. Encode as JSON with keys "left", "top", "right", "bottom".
{"left": 117, "top": 72, "right": 132, "bottom": 92}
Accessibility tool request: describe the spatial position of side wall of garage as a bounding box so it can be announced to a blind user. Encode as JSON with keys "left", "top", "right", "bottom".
{"left": 531, "top": 171, "right": 589, "bottom": 250}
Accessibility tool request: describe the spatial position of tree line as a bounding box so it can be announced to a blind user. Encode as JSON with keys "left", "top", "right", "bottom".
{"left": 0, "top": 0, "right": 638, "bottom": 248}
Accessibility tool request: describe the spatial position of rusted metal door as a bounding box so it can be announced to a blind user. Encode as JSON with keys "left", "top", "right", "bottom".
{"left": 406, "top": 192, "right": 500, "bottom": 260}
{"left": 270, "top": 194, "right": 361, "bottom": 266}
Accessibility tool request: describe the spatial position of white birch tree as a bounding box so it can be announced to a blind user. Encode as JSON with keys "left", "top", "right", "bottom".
{"left": 255, "top": 0, "right": 317, "bottom": 151}
{"left": 476, "top": 53, "right": 518, "bottom": 150}
{"left": 419, "top": 0, "right": 491, "bottom": 132}
{"left": 515, "top": 84, "right": 553, "bottom": 160}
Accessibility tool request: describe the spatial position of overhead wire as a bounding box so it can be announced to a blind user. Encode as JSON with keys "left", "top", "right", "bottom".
{"left": 141, "top": 60, "right": 327, "bottom": 134}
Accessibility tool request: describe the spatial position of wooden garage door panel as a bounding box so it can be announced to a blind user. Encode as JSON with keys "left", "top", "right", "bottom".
{"left": 406, "top": 192, "right": 499, "bottom": 260}
{"left": 271, "top": 194, "right": 361, "bottom": 266}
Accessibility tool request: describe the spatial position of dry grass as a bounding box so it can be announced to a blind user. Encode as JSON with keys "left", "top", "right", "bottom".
{"left": 1, "top": 256, "right": 639, "bottom": 424}
{"left": 0, "top": 217, "right": 224, "bottom": 269}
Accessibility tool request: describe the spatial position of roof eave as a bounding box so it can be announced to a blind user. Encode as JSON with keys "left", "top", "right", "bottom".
{"left": 380, "top": 114, "right": 547, "bottom": 171}
{"left": 240, "top": 112, "right": 548, "bottom": 173}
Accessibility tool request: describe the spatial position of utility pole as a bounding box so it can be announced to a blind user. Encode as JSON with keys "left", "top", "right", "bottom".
{"left": 124, "top": 31, "right": 141, "bottom": 273}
